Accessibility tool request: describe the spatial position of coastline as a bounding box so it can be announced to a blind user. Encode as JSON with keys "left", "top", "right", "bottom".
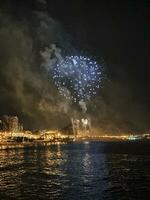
{"left": 0, "top": 138, "right": 149, "bottom": 150}
{"left": 0, "top": 141, "right": 67, "bottom": 150}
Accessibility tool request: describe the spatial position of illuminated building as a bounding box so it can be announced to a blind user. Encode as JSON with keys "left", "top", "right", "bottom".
{"left": 1, "top": 115, "right": 23, "bottom": 132}
{"left": 40, "top": 130, "right": 58, "bottom": 141}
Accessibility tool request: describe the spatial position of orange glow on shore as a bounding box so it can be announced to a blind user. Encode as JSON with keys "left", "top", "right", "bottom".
{"left": 0, "top": 130, "right": 150, "bottom": 143}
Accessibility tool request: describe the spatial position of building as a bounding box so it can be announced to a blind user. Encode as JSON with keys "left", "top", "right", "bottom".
{"left": 1, "top": 115, "right": 23, "bottom": 132}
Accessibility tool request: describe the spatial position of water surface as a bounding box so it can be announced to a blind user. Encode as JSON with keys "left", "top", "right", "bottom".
{"left": 0, "top": 141, "right": 150, "bottom": 200}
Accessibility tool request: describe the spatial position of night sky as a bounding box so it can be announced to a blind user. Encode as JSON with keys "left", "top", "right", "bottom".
{"left": 0, "top": 0, "right": 149, "bottom": 133}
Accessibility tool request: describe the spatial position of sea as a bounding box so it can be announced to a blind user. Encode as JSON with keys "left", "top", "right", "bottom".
{"left": 0, "top": 141, "right": 150, "bottom": 200}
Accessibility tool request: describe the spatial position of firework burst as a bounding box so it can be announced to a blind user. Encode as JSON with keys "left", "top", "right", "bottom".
{"left": 53, "top": 55, "right": 102, "bottom": 103}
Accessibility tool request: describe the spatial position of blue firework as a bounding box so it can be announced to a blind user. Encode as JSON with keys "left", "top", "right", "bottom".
{"left": 52, "top": 55, "right": 102, "bottom": 102}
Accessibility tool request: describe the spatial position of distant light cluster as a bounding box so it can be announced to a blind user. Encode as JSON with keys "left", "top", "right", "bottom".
{"left": 53, "top": 56, "right": 102, "bottom": 102}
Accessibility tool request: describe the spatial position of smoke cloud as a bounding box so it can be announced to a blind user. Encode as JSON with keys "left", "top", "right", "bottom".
{"left": 0, "top": 3, "right": 73, "bottom": 130}
{"left": 40, "top": 44, "right": 62, "bottom": 71}
{"left": 0, "top": 0, "right": 149, "bottom": 134}
{"left": 79, "top": 100, "right": 87, "bottom": 114}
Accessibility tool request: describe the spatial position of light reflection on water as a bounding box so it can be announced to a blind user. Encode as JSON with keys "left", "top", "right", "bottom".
{"left": 0, "top": 142, "right": 150, "bottom": 200}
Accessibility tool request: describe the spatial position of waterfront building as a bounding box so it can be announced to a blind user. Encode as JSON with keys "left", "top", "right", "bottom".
{"left": 0, "top": 115, "right": 23, "bottom": 132}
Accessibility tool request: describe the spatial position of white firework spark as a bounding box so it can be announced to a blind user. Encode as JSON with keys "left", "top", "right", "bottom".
{"left": 52, "top": 55, "right": 102, "bottom": 103}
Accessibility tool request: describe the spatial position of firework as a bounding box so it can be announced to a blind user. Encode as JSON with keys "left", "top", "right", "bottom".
{"left": 53, "top": 55, "right": 102, "bottom": 102}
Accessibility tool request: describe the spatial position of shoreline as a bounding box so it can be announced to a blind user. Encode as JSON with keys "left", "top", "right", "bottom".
{"left": 0, "top": 141, "right": 67, "bottom": 150}
{"left": 0, "top": 139, "right": 149, "bottom": 150}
